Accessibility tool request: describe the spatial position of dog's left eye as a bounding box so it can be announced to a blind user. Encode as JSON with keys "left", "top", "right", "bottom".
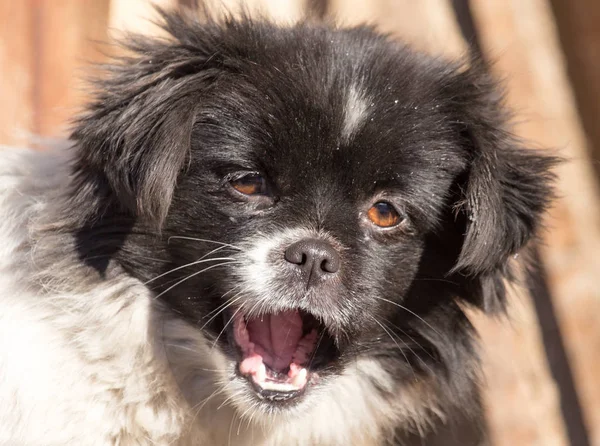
{"left": 230, "top": 173, "right": 268, "bottom": 196}
{"left": 367, "top": 202, "right": 403, "bottom": 227}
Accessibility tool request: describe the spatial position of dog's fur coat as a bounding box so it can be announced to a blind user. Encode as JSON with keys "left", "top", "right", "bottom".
{"left": 0, "top": 10, "right": 556, "bottom": 446}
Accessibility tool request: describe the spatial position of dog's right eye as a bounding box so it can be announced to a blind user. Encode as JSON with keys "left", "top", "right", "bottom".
{"left": 367, "top": 202, "right": 403, "bottom": 228}
{"left": 230, "top": 173, "right": 269, "bottom": 196}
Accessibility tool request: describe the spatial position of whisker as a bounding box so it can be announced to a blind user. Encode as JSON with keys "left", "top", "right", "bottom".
{"left": 163, "top": 343, "right": 198, "bottom": 354}
{"left": 189, "top": 385, "right": 228, "bottom": 426}
{"left": 217, "top": 392, "right": 238, "bottom": 411}
{"left": 211, "top": 294, "right": 269, "bottom": 350}
{"left": 243, "top": 294, "right": 272, "bottom": 320}
{"left": 199, "top": 297, "right": 239, "bottom": 324}
{"left": 221, "top": 284, "right": 244, "bottom": 298}
{"left": 228, "top": 410, "right": 238, "bottom": 445}
{"left": 413, "top": 277, "right": 459, "bottom": 286}
{"left": 144, "top": 257, "right": 237, "bottom": 286}
{"left": 211, "top": 304, "right": 247, "bottom": 350}
{"left": 149, "top": 259, "right": 242, "bottom": 291}
{"left": 380, "top": 318, "right": 435, "bottom": 376}
{"left": 190, "top": 386, "right": 226, "bottom": 412}
{"left": 199, "top": 284, "right": 246, "bottom": 322}
{"left": 153, "top": 262, "right": 238, "bottom": 300}
{"left": 198, "top": 292, "right": 246, "bottom": 331}
{"left": 82, "top": 253, "right": 166, "bottom": 263}
{"left": 245, "top": 404, "right": 259, "bottom": 437}
{"left": 382, "top": 318, "right": 468, "bottom": 380}
{"left": 381, "top": 318, "right": 437, "bottom": 360}
{"left": 373, "top": 296, "right": 444, "bottom": 338}
{"left": 307, "top": 330, "right": 325, "bottom": 372}
{"left": 162, "top": 351, "right": 230, "bottom": 374}
{"left": 237, "top": 405, "right": 255, "bottom": 435}
{"left": 197, "top": 244, "right": 238, "bottom": 261}
{"left": 370, "top": 316, "right": 417, "bottom": 381}
{"left": 168, "top": 236, "right": 242, "bottom": 251}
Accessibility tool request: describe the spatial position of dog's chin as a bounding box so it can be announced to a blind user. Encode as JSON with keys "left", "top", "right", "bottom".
{"left": 222, "top": 306, "right": 340, "bottom": 408}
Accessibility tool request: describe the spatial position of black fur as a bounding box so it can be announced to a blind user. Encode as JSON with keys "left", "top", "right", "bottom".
{"left": 67, "top": 9, "right": 556, "bottom": 444}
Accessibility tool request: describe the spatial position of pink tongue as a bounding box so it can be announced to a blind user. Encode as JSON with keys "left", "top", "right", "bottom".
{"left": 246, "top": 310, "right": 304, "bottom": 371}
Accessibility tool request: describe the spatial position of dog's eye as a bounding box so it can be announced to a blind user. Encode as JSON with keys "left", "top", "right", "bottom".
{"left": 230, "top": 173, "right": 268, "bottom": 196}
{"left": 367, "top": 202, "right": 403, "bottom": 227}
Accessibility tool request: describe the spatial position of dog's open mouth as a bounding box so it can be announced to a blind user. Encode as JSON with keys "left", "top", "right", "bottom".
{"left": 229, "top": 309, "right": 337, "bottom": 402}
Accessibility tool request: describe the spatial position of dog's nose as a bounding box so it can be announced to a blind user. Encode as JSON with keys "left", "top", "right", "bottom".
{"left": 284, "top": 239, "right": 340, "bottom": 285}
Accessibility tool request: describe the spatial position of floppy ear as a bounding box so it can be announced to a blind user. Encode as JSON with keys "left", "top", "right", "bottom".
{"left": 447, "top": 63, "right": 557, "bottom": 312}
{"left": 70, "top": 10, "right": 222, "bottom": 227}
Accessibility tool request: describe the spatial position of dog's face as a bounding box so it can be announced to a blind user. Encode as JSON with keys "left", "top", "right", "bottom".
{"left": 70, "top": 12, "right": 555, "bottom": 422}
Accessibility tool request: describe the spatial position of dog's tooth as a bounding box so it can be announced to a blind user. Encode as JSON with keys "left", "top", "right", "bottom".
{"left": 239, "top": 353, "right": 263, "bottom": 375}
{"left": 288, "top": 362, "right": 301, "bottom": 378}
{"left": 291, "top": 368, "right": 307, "bottom": 388}
{"left": 255, "top": 362, "right": 267, "bottom": 383}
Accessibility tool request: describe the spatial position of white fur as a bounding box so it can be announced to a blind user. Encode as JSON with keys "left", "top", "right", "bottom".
{"left": 0, "top": 146, "right": 435, "bottom": 445}
{"left": 341, "top": 85, "right": 371, "bottom": 143}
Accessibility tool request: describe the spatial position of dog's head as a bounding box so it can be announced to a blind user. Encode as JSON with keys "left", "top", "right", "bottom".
{"left": 69, "top": 10, "right": 555, "bottom": 422}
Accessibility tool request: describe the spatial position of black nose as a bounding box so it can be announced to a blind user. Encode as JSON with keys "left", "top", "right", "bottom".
{"left": 284, "top": 238, "right": 340, "bottom": 286}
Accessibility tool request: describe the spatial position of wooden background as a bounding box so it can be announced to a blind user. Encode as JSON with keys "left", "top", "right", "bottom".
{"left": 1, "top": 1, "right": 599, "bottom": 445}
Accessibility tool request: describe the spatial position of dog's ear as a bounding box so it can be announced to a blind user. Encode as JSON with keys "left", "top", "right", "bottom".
{"left": 71, "top": 10, "right": 223, "bottom": 227}
{"left": 447, "top": 62, "right": 557, "bottom": 312}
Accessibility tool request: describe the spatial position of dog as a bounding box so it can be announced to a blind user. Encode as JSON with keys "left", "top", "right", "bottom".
{"left": 0, "top": 9, "right": 556, "bottom": 446}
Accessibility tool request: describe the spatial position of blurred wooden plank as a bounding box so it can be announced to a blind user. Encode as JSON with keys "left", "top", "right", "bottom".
{"left": 470, "top": 292, "right": 569, "bottom": 446}
{"left": 35, "top": 0, "right": 110, "bottom": 140}
{"left": 199, "top": 0, "right": 305, "bottom": 23}
{"left": 0, "top": 0, "right": 35, "bottom": 146}
{"left": 550, "top": 0, "right": 600, "bottom": 184}
{"left": 109, "top": 0, "right": 176, "bottom": 37}
{"left": 328, "top": 0, "right": 467, "bottom": 56}
{"left": 328, "top": 2, "right": 569, "bottom": 445}
{"left": 34, "top": 0, "right": 184, "bottom": 140}
{"left": 470, "top": 1, "right": 600, "bottom": 445}
{"left": 238, "top": 0, "right": 305, "bottom": 23}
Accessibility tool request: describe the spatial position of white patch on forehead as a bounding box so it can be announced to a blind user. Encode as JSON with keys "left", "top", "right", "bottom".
{"left": 341, "top": 85, "right": 371, "bottom": 143}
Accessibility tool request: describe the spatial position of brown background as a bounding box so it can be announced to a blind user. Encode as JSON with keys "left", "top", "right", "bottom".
{"left": 1, "top": 1, "right": 599, "bottom": 445}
